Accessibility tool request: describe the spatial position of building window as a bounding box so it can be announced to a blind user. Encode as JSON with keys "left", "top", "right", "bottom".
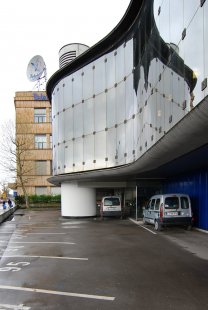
{"left": 35, "top": 186, "right": 47, "bottom": 195}
{"left": 50, "top": 135, "right": 52, "bottom": 149}
{"left": 35, "top": 134, "right": 47, "bottom": 149}
{"left": 35, "top": 160, "right": 47, "bottom": 175}
{"left": 34, "top": 108, "right": 46, "bottom": 123}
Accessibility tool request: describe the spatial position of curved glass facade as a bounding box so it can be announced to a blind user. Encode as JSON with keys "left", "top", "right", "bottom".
{"left": 50, "top": 0, "right": 208, "bottom": 177}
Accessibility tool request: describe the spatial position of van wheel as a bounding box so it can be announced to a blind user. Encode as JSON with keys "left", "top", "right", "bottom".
{"left": 154, "top": 220, "right": 161, "bottom": 231}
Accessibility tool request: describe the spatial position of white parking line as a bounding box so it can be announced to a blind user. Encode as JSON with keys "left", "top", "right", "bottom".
{"left": 0, "top": 241, "right": 75, "bottom": 245}
{"left": 129, "top": 218, "right": 157, "bottom": 235}
{"left": 61, "top": 221, "right": 87, "bottom": 225}
{"left": 26, "top": 233, "right": 66, "bottom": 235}
{"left": 0, "top": 285, "right": 115, "bottom": 301}
{"left": 0, "top": 255, "right": 88, "bottom": 261}
{"left": 0, "top": 304, "right": 30, "bottom": 309}
{"left": 0, "top": 232, "right": 67, "bottom": 235}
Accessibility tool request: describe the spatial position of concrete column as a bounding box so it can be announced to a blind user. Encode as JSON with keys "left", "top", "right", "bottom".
{"left": 61, "top": 183, "right": 96, "bottom": 217}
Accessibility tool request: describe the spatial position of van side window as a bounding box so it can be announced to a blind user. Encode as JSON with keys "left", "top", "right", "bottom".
{"left": 146, "top": 200, "right": 151, "bottom": 209}
{"left": 155, "top": 198, "right": 160, "bottom": 210}
{"left": 181, "top": 197, "right": 189, "bottom": 209}
{"left": 164, "top": 197, "right": 179, "bottom": 209}
{"left": 150, "top": 199, "right": 155, "bottom": 210}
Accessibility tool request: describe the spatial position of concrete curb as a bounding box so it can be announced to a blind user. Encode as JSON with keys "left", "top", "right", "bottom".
{"left": 0, "top": 206, "right": 18, "bottom": 224}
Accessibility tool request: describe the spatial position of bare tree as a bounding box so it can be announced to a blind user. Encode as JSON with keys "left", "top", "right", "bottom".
{"left": 0, "top": 121, "right": 33, "bottom": 208}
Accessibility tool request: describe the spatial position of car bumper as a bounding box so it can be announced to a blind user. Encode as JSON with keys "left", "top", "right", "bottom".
{"left": 161, "top": 217, "right": 192, "bottom": 226}
{"left": 102, "top": 211, "right": 122, "bottom": 217}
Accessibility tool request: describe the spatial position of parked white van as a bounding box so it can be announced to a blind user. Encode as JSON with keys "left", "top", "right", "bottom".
{"left": 100, "top": 196, "right": 122, "bottom": 217}
{"left": 143, "top": 193, "right": 193, "bottom": 231}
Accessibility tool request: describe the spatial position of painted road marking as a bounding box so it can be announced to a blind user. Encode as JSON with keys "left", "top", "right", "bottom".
{"left": 26, "top": 233, "right": 66, "bottom": 235}
{"left": 0, "top": 304, "right": 30, "bottom": 309}
{"left": 0, "top": 285, "right": 115, "bottom": 301}
{"left": 0, "top": 232, "right": 66, "bottom": 235}
{"left": 61, "top": 221, "right": 88, "bottom": 225}
{"left": 129, "top": 218, "right": 157, "bottom": 235}
{"left": 0, "top": 241, "right": 75, "bottom": 245}
{"left": 0, "top": 255, "right": 88, "bottom": 261}
{"left": 62, "top": 226, "right": 80, "bottom": 229}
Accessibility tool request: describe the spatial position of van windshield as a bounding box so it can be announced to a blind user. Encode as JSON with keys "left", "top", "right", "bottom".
{"left": 164, "top": 197, "right": 179, "bottom": 209}
{"left": 104, "top": 198, "right": 120, "bottom": 206}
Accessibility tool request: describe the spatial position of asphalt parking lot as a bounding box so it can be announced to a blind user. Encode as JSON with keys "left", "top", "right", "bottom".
{"left": 0, "top": 209, "right": 208, "bottom": 310}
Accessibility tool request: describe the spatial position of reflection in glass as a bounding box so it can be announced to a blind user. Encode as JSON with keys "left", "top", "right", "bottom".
{"left": 51, "top": 1, "right": 204, "bottom": 176}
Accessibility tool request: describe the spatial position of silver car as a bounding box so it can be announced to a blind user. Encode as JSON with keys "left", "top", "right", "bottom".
{"left": 143, "top": 194, "right": 193, "bottom": 231}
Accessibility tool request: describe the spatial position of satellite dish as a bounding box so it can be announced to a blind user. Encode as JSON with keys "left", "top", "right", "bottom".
{"left": 26, "top": 55, "right": 46, "bottom": 82}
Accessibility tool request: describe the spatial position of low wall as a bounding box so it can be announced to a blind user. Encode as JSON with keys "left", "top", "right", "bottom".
{"left": 0, "top": 206, "right": 18, "bottom": 224}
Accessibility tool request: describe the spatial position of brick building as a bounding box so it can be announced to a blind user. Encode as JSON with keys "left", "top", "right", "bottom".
{"left": 14, "top": 91, "right": 60, "bottom": 195}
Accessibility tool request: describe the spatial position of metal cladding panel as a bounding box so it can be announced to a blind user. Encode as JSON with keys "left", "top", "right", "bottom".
{"left": 163, "top": 170, "right": 208, "bottom": 230}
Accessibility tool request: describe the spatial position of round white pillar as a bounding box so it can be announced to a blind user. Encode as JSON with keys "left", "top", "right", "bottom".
{"left": 61, "top": 183, "right": 96, "bottom": 217}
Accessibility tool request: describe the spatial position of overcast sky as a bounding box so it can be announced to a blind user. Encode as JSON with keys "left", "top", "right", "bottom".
{"left": 0, "top": 0, "right": 130, "bottom": 123}
{"left": 0, "top": 0, "right": 130, "bottom": 184}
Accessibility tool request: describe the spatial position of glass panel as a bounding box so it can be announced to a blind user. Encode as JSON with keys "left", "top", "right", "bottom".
{"left": 95, "top": 93, "right": 106, "bottom": 132}
{"left": 83, "top": 63, "right": 94, "bottom": 100}
{"left": 64, "top": 108, "right": 73, "bottom": 141}
{"left": 106, "top": 50, "right": 115, "bottom": 89}
{"left": 115, "top": 45, "right": 125, "bottom": 83}
{"left": 94, "top": 56, "right": 106, "bottom": 95}
{"left": 58, "top": 144, "right": 65, "bottom": 174}
{"left": 84, "top": 135, "right": 94, "bottom": 171}
{"left": 94, "top": 131, "right": 106, "bottom": 169}
{"left": 183, "top": 8, "right": 204, "bottom": 106}
{"left": 74, "top": 103, "right": 83, "bottom": 138}
{"left": 74, "top": 138, "right": 83, "bottom": 171}
{"left": 64, "top": 140, "right": 74, "bottom": 173}
{"left": 116, "top": 82, "right": 125, "bottom": 124}
{"left": 169, "top": 0, "right": 183, "bottom": 46}
{"left": 63, "top": 76, "right": 73, "bottom": 109}
{"left": 183, "top": 0, "right": 199, "bottom": 28}
{"left": 52, "top": 93, "right": 58, "bottom": 117}
{"left": 204, "top": 1, "right": 208, "bottom": 98}
{"left": 125, "top": 74, "right": 134, "bottom": 119}
{"left": 58, "top": 112, "right": 65, "bottom": 143}
{"left": 53, "top": 144, "right": 57, "bottom": 175}
{"left": 64, "top": 141, "right": 74, "bottom": 173}
{"left": 156, "top": 0, "right": 170, "bottom": 44}
{"left": 72, "top": 70, "right": 82, "bottom": 105}
{"left": 83, "top": 98, "right": 94, "bottom": 135}
{"left": 106, "top": 87, "right": 116, "bottom": 128}
{"left": 124, "top": 39, "right": 133, "bottom": 77}
{"left": 106, "top": 128, "right": 116, "bottom": 167}
{"left": 116, "top": 124, "right": 125, "bottom": 165}
{"left": 58, "top": 81, "right": 64, "bottom": 112}
{"left": 125, "top": 120, "right": 134, "bottom": 163}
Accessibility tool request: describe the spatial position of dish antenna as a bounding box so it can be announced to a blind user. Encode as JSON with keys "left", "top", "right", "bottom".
{"left": 26, "top": 55, "right": 47, "bottom": 90}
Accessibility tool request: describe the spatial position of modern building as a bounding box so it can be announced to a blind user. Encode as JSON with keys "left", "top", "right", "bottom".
{"left": 59, "top": 43, "right": 89, "bottom": 68}
{"left": 47, "top": 0, "right": 208, "bottom": 230}
{"left": 14, "top": 91, "right": 60, "bottom": 195}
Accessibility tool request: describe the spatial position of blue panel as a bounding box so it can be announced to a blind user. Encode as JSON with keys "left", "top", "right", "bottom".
{"left": 163, "top": 170, "right": 208, "bottom": 230}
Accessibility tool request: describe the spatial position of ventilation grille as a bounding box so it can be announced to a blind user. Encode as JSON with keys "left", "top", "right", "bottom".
{"left": 59, "top": 51, "right": 76, "bottom": 68}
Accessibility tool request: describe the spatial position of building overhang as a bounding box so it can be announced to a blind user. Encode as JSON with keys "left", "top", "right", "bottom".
{"left": 48, "top": 97, "right": 208, "bottom": 186}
